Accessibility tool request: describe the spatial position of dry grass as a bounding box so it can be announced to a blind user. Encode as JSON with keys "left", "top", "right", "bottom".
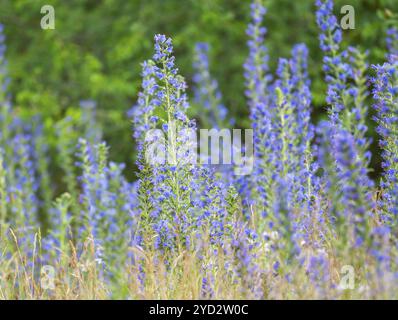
{"left": 1, "top": 226, "right": 397, "bottom": 300}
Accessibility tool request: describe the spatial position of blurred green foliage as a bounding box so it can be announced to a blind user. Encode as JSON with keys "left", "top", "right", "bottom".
{"left": 0, "top": 0, "right": 397, "bottom": 179}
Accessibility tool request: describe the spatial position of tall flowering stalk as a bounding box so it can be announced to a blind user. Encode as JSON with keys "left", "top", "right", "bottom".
{"left": 346, "top": 47, "right": 371, "bottom": 160}
{"left": 0, "top": 149, "right": 6, "bottom": 236}
{"left": 131, "top": 60, "right": 158, "bottom": 240}
{"left": 190, "top": 166, "right": 230, "bottom": 247}
{"left": 0, "top": 0, "right": 398, "bottom": 299}
{"left": 317, "top": 122, "right": 374, "bottom": 250}
{"left": 0, "top": 25, "right": 8, "bottom": 234}
{"left": 315, "top": 1, "right": 373, "bottom": 248}
{"left": 42, "top": 192, "right": 72, "bottom": 264}
{"left": 372, "top": 61, "right": 398, "bottom": 227}
{"left": 273, "top": 55, "right": 312, "bottom": 195}
{"left": 315, "top": 0, "right": 371, "bottom": 160}
{"left": 130, "top": 60, "right": 158, "bottom": 144}
{"left": 333, "top": 131, "right": 374, "bottom": 248}
{"left": 192, "top": 42, "right": 228, "bottom": 128}
{"left": 244, "top": 0, "right": 275, "bottom": 218}
{"left": 31, "top": 116, "right": 53, "bottom": 224}
{"left": 132, "top": 35, "right": 230, "bottom": 252}
{"left": 76, "top": 139, "right": 107, "bottom": 260}
{"left": 106, "top": 162, "right": 137, "bottom": 269}
{"left": 269, "top": 60, "right": 306, "bottom": 260}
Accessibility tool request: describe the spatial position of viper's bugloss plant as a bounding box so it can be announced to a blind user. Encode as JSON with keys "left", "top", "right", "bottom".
{"left": 0, "top": 24, "right": 8, "bottom": 235}
{"left": 315, "top": 0, "right": 344, "bottom": 126}
{"left": 315, "top": 1, "right": 374, "bottom": 253}
{"left": 317, "top": 122, "right": 374, "bottom": 249}
{"left": 316, "top": 0, "right": 371, "bottom": 152}
{"left": 244, "top": 0, "right": 275, "bottom": 217}
{"left": 0, "top": 24, "right": 16, "bottom": 225}
{"left": 31, "top": 116, "right": 53, "bottom": 227}
{"left": 0, "top": 0, "right": 398, "bottom": 299}
{"left": 371, "top": 61, "right": 398, "bottom": 227}
{"left": 76, "top": 138, "right": 137, "bottom": 286}
{"left": 0, "top": 24, "right": 11, "bottom": 142}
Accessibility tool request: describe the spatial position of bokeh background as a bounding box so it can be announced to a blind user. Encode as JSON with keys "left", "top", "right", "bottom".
{"left": 0, "top": 0, "right": 397, "bottom": 181}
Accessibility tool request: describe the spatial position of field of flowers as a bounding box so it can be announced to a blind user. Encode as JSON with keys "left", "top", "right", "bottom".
{"left": 0, "top": 0, "right": 397, "bottom": 299}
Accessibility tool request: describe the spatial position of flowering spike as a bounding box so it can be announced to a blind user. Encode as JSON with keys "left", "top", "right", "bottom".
{"left": 386, "top": 26, "right": 398, "bottom": 62}
{"left": 371, "top": 61, "right": 398, "bottom": 226}
{"left": 317, "top": 121, "right": 374, "bottom": 248}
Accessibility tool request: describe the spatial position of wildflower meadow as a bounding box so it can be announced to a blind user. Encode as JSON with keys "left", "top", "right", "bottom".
{"left": 0, "top": 0, "right": 398, "bottom": 300}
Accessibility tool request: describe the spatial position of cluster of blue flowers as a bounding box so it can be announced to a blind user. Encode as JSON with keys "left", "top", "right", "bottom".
{"left": 372, "top": 60, "right": 398, "bottom": 227}
{"left": 1, "top": 0, "right": 398, "bottom": 298}
{"left": 132, "top": 34, "right": 232, "bottom": 254}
